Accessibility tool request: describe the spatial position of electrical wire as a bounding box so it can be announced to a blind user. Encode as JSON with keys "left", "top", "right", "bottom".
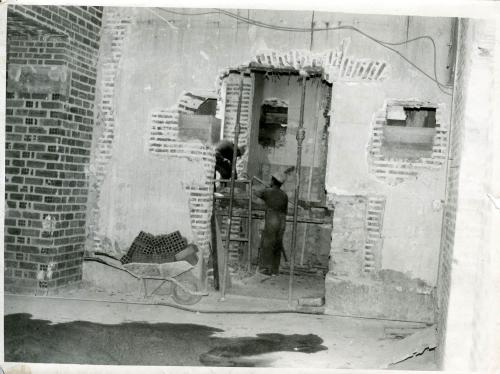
{"left": 157, "top": 7, "right": 453, "bottom": 95}
{"left": 147, "top": 8, "right": 179, "bottom": 30}
{"left": 156, "top": 8, "right": 221, "bottom": 16}
{"left": 216, "top": 9, "right": 452, "bottom": 94}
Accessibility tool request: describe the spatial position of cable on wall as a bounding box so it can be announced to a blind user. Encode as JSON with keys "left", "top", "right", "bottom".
{"left": 156, "top": 7, "right": 453, "bottom": 95}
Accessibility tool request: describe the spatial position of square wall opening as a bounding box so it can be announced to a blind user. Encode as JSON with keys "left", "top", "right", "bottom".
{"left": 382, "top": 103, "right": 438, "bottom": 160}
{"left": 258, "top": 99, "right": 288, "bottom": 148}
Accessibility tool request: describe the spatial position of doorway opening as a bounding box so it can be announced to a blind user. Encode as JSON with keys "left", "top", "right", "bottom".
{"left": 224, "top": 71, "right": 333, "bottom": 302}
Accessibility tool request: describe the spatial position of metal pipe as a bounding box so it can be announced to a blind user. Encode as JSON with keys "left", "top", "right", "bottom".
{"left": 247, "top": 178, "right": 253, "bottom": 272}
{"left": 288, "top": 73, "right": 307, "bottom": 307}
{"left": 9, "top": 293, "right": 431, "bottom": 321}
{"left": 300, "top": 79, "right": 321, "bottom": 265}
{"left": 211, "top": 171, "right": 220, "bottom": 291}
{"left": 220, "top": 72, "right": 245, "bottom": 300}
{"left": 309, "top": 11, "right": 315, "bottom": 51}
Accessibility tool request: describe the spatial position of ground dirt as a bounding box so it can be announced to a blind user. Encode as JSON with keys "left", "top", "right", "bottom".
{"left": 4, "top": 294, "right": 437, "bottom": 370}
{"left": 229, "top": 268, "right": 325, "bottom": 300}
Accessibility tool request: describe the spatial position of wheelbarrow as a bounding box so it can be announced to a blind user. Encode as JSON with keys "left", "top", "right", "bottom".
{"left": 84, "top": 254, "right": 208, "bottom": 306}
{"left": 123, "top": 260, "right": 208, "bottom": 305}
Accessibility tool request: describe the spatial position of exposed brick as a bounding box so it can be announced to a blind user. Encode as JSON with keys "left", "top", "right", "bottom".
{"left": 6, "top": 5, "right": 103, "bottom": 291}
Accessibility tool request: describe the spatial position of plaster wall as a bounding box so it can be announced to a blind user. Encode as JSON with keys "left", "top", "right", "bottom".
{"left": 436, "top": 18, "right": 500, "bottom": 371}
{"left": 326, "top": 36, "right": 452, "bottom": 286}
{"left": 96, "top": 156, "right": 200, "bottom": 251}
{"left": 93, "top": 8, "right": 453, "bottom": 289}
{"left": 104, "top": 8, "right": 452, "bottom": 110}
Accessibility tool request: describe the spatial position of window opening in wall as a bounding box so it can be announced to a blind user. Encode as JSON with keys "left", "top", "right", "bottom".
{"left": 177, "top": 94, "right": 221, "bottom": 145}
{"left": 195, "top": 98, "right": 217, "bottom": 116}
{"left": 382, "top": 103, "right": 437, "bottom": 159}
{"left": 258, "top": 98, "right": 288, "bottom": 148}
{"left": 386, "top": 106, "right": 437, "bottom": 128}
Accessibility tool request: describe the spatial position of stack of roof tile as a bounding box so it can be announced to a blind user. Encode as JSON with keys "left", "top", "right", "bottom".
{"left": 120, "top": 230, "right": 188, "bottom": 264}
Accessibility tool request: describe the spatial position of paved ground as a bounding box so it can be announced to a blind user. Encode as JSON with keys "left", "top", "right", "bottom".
{"left": 4, "top": 294, "right": 437, "bottom": 370}
{"left": 230, "top": 270, "right": 325, "bottom": 301}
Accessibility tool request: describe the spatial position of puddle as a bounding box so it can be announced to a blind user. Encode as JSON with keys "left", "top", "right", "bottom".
{"left": 200, "top": 333, "right": 328, "bottom": 366}
{"left": 5, "top": 313, "right": 327, "bottom": 367}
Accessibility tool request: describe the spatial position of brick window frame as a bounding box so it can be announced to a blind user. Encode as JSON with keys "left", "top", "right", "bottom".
{"left": 368, "top": 99, "right": 448, "bottom": 185}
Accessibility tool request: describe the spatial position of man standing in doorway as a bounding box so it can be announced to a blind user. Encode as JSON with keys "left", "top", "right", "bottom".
{"left": 254, "top": 170, "right": 291, "bottom": 276}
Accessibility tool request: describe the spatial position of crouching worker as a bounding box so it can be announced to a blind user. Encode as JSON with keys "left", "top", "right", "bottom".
{"left": 254, "top": 171, "right": 289, "bottom": 276}
{"left": 214, "top": 140, "right": 246, "bottom": 182}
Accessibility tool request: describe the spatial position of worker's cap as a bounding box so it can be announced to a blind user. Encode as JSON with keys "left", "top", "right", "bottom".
{"left": 271, "top": 172, "right": 287, "bottom": 184}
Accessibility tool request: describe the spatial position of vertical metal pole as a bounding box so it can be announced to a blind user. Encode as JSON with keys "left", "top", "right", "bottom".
{"left": 300, "top": 79, "right": 321, "bottom": 266}
{"left": 247, "top": 178, "right": 253, "bottom": 272}
{"left": 309, "top": 11, "right": 315, "bottom": 51}
{"left": 288, "top": 74, "right": 307, "bottom": 307}
{"left": 220, "top": 71, "right": 244, "bottom": 300}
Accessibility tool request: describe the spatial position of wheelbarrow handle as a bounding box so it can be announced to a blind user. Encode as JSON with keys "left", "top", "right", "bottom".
{"left": 142, "top": 276, "right": 209, "bottom": 297}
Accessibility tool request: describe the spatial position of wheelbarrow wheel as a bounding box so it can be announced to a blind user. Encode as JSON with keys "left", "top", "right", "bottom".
{"left": 172, "top": 275, "right": 202, "bottom": 305}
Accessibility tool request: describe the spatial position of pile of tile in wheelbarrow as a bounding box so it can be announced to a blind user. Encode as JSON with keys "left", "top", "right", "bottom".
{"left": 120, "top": 230, "right": 198, "bottom": 265}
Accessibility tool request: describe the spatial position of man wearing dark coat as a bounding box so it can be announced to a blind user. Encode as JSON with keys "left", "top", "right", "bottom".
{"left": 255, "top": 171, "right": 289, "bottom": 276}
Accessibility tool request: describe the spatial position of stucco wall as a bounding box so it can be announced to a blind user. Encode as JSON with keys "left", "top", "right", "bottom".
{"left": 436, "top": 18, "right": 500, "bottom": 371}
{"left": 325, "top": 25, "right": 453, "bottom": 286}
{"left": 91, "top": 8, "right": 454, "bottom": 289}
{"left": 327, "top": 95, "right": 449, "bottom": 285}
{"left": 101, "top": 8, "right": 453, "bottom": 111}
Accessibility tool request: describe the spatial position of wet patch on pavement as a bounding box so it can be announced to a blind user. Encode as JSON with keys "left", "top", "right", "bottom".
{"left": 199, "top": 333, "right": 328, "bottom": 366}
{"left": 5, "top": 313, "right": 327, "bottom": 367}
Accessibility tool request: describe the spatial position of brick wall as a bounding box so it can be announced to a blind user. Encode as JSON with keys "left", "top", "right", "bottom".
{"left": 4, "top": 5, "right": 103, "bottom": 292}
{"left": 363, "top": 196, "right": 386, "bottom": 273}
{"left": 251, "top": 44, "right": 388, "bottom": 83}
{"left": 221, "top": 73, "right": 254, "bottom": 177}
{"left": 327, "top": 194, "right": 386, "bottom": 277}
{"left": 328, "top": 195, "right": 367, "bottom": 277}
{"left": 328, "top": 194, "right": 392, "bottom": 278}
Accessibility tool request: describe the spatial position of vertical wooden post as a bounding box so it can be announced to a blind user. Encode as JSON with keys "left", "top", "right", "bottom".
{"left": 289, "top": 73, "right": 307, "bottom": 307}
{"left": 220, "top": 71, "right": 244, "bottom": 300}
